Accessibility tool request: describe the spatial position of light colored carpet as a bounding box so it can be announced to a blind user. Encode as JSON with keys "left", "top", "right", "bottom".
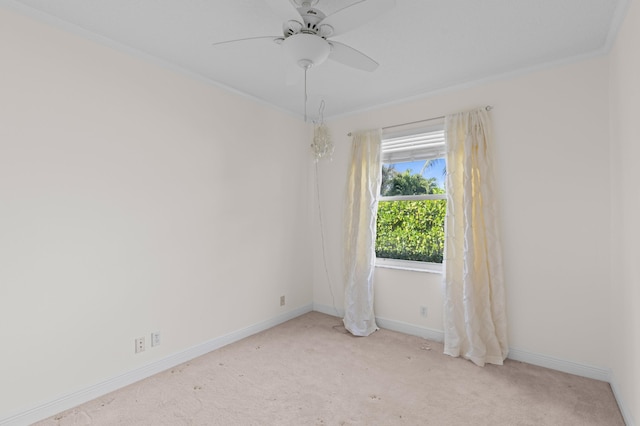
{"left": 36, "top": 311, "right": 623, "bottom": 425}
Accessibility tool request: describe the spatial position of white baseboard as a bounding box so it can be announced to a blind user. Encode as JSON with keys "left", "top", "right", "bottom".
{"left": 312, "top": 302, "right": 344, "bottom": 318}
{"left": 609, "top": 374, "right": 636, "bottom": 426}
{"left": 314, "top": 302, "right": 445, "bottom": 342}
{"left": 0, "top": 304, "right": 313, "bottom": 426}
{"left": 375, "top": 317, "right": 445, "bottom": 342}
{"left": 507, "top": 347, "right": 611, "bottom": 382}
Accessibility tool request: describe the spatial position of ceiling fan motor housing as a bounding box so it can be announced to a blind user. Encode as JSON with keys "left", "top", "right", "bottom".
{"left": 283, "top": 7, "right": 333, "bottom": 38}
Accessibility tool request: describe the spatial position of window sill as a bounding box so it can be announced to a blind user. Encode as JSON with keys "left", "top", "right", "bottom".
{"left": 375, "top": 258, "right": 443, "bottom": 274}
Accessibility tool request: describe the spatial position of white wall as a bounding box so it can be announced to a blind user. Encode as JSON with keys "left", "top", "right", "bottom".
{"left": 0, "top": 7, "right": 312, "bottom": 419}
{"left": 610, "top": 0, "right": 640, "bottom": 422}
{"left": 313, "top": 56, "right": 612, "bottom": 369}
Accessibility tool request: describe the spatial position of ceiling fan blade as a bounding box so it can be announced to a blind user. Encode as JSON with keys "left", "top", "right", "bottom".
{"left": 212, "top": 36, "right": 282, "bottom": 48}
{"left": 265, "top": 0, "right": 303, "bottom": 25}
{"left": 328, "top": 41, "right": 379, "bottom": 72}
{"left": 320, "top": 0, "right": 395, "bottom": 37}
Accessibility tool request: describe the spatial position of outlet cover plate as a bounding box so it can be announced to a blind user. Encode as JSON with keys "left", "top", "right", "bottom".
{"left": 135, "top": 337, "right": 145, "bottom": 353}
{"left": 151, "top": 332, "right": 161, "bottom": 347}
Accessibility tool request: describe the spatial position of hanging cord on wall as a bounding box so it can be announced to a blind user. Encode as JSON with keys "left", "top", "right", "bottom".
{"left": 314, "top": 161, "right": 340, "bottom": 318}
{"left": 317, "top": 100, "right": 325, "bottom": 125}
{"left": 304, "top": 66, "right": 308, "bottom": 122}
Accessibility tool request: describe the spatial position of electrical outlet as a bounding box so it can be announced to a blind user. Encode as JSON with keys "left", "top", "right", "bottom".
{"left": 151, "top": 332, "right": 161, "bottom": 347}
{"left": 280, "top": 295, "right": 285, "bottom": 306}
{"left": 420, "top": 306, "right": 428, "bottom": 317}
{"left": 135, "top": 337, "right": 145, "bottom": 353}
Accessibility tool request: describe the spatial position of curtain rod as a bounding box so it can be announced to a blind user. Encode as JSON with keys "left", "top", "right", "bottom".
{"left": 347, "top": 105, "right": 493, "bottom": 137}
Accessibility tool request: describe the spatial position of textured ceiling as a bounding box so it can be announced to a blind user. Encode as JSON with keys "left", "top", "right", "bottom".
{"left": 2, "top": 0, "right": 627, "bottom": 119}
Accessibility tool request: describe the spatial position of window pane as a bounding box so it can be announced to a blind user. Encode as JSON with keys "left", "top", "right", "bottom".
{"left": 381, "top": 158, "right": 446, "bottom": 196}
{"left": 375, "top": 199, "right": 446, "bottom": 263}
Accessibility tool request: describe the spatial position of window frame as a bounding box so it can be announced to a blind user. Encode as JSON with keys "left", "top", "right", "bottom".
{"left": 375, "top": 124, "right": 446, "bottom": 274}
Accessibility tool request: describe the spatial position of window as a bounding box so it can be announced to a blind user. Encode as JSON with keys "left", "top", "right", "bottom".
{"left": 375, "top": 124, "right": 446, "bottom": 273}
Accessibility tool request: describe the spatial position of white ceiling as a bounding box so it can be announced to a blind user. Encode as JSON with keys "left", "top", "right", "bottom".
{"left": 4, "top": 0, "right": 627, "bottom": 119}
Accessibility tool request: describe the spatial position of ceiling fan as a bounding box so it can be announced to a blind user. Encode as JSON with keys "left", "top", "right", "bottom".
{"left": 212, "top": 0, "right": 396, "bottom": 73}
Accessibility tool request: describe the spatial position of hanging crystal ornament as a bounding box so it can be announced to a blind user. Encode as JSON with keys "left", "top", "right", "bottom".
{"left": 311, "top": 100, "right": 334, "bottom": 161}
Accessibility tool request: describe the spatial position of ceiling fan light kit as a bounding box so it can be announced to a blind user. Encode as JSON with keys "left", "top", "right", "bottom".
{"left": 282, "top": 33, "right": 331, "bottom": 69}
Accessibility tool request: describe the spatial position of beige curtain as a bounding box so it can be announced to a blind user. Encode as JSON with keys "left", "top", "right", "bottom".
{"left": 343, "top": 129, "right": 382, "bottom": 337}
{"left": 443, "top": 108, "right": 508, "bottom": 366}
